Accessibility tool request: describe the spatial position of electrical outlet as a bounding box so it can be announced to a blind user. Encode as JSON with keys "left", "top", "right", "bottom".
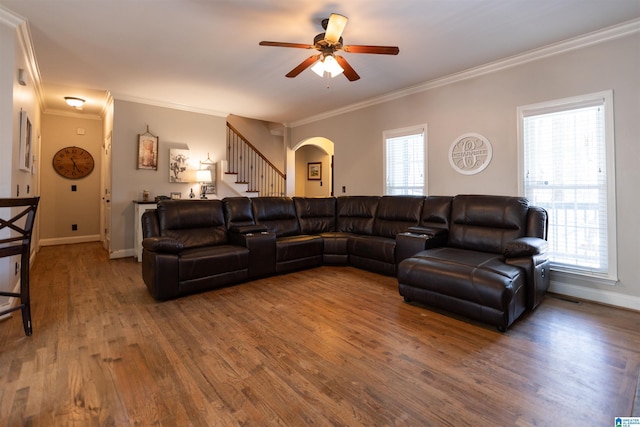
{"left": 72, "top": 224, "right": 78, "bottom": 231}
{"left": 342, "top": 186, "right": 346, "bottom": 193}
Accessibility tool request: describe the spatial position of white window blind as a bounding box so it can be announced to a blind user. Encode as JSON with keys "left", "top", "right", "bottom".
{"left": 384, "top": 126, "right": 425, "bottom": 195}
{"left": 519, "top": 91, "right": 617, "bottom": 282}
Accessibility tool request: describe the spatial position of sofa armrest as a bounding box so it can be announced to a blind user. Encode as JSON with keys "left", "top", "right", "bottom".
{"left": 505, "top": 238, "right": 550, "bottom": 310}
{"left": 396, "top": 228, "right": 448, "bottom": 263}
{"left": 229, "top": 224, "right": 268, "bottom": 234}
{"left": 142, "top": 236, "right": 184, "bottom": 254}
{"left": 504, "top": 237, "right": 548, "bottom": 258}
{"left": 229, "top": 224, "right": 269, "bottom": 246}
{"left": 405, "top": 226, "right": 448, "bottom": 238}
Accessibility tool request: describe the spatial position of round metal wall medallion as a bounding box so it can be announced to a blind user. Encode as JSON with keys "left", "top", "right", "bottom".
{"left": 448, "top": 133, "right": 493, "bottom": 175}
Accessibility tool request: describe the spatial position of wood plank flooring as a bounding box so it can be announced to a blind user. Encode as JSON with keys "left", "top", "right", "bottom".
{"left": 0, "top": 242, "right": 639, "bottom": 426}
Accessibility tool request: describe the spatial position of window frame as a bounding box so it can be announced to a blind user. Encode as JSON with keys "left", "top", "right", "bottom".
{"left": 517, "top": 90, "right": 618, "bottom": 284}
{"left": 382, "top": 124, "right": 427, "bottom": 196}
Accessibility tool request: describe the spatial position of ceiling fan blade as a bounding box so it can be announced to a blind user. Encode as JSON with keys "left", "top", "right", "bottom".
{"left": 285, "top": 55, "right": 320, "bottom": 78}
{"left": 334, "top": 55, "right": 360, "bottom": 81}
{"left": 342, "top": 45, "right": 400, "bottom": 55}
{"left": 324, "top": 13, "right": 348, "bottom": 44}
{"left": 259, "top": 41, "right": 315, "bottom": 49}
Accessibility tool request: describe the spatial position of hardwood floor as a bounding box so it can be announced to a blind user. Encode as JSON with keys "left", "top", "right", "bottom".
{"left": 0, "top": 242, "right": 639, "bottom": 426}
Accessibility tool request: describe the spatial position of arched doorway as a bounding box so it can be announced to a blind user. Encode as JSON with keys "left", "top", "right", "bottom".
{"left": 290, "top": 137, "right": 335, "bottom": 197}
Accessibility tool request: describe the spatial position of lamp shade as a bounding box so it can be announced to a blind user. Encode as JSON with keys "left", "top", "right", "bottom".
{"left": 196, "top": 169, "right": 212, "bottom": 183}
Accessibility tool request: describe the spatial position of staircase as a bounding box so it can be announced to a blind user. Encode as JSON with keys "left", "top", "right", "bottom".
{"left": 225, "top": 122, "right": 286, "bottom": 197}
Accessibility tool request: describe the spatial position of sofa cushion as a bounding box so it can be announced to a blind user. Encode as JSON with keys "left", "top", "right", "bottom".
{"left": 419, "top": 196, "right": 453, "bottom": 229}
{"left": 336, "top": 196, "right": 380, "bottom": 235}
{"left": 158, "top": 200, "right": 228, "bottom": 249}
{"left": 252, "top": 197, "right": 301, "bottom": 237}
{"left": 348, "top": 235, "right": 396, "bottom": 263}
{"left": 448, "top": 195, "right": 529, "bottom": 254}
{"left": 223, "top": 197, "right": 256, "bottom": 228}
{"left": 276, "top": 235, "right": 324, "bottom": 262}
{"left": 372, "top": 196, "right": 423, "bottom": 239}
{"left": 294, "top": 197, "right": 336, "bottom": 234}
{"left": 399, "top": 247, "right": 524, "bottom": 311}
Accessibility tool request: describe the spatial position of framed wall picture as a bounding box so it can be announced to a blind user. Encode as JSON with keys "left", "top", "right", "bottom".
{"left": 200, "top": 155, "right": 216, "bottom": 195}
{"left": 307, "top": 162, "right": 321, "bottom": 180}
{"left": 138, "top": 133, "right": 158, "bottom": 170}
{"left": 169, "top": 148, "right": 190, "bottom": 183}
{"left": 19, "top": 111, "right": 32, "bottom": 172}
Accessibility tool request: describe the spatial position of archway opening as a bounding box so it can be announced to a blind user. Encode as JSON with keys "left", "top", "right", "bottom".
{"left": 290, "top": 137, "right": 335, "bottom": 197}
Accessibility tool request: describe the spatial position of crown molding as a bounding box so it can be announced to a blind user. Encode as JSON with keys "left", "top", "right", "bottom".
{"left": 1, "top": 6, "right": 46, "bottom": 114}
{"left": 112, "top": 93, "right": 229, "bottom": 118}
{"left": 43, "top": 108, "right": 104, "bottom": 121}
{"left": 16, "top": 20, "right": 45, "bottom": 109}
{"left": 0, "top": 5, "right": 23, "bottom": 27}
{"left": 289, "top": 18, "right": 640, "bottom": 128}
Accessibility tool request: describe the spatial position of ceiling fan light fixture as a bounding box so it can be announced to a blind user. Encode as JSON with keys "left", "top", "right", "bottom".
{"left": 311, "top": 60, "right": 325, "bottom": 77}
{"left": 311, "top": 55, "right": 344, "bottom": 78}
{"left": 324, "top": 55, "right": 344, "bottom": 77}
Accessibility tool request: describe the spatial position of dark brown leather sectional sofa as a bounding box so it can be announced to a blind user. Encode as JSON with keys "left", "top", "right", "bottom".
{"left": 141, "top": 194, "right": 549, "bottom": 330}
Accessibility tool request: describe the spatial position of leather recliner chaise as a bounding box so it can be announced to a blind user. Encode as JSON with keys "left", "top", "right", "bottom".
{"left": 397, "top": 195, "right": 550, "bottom": 331}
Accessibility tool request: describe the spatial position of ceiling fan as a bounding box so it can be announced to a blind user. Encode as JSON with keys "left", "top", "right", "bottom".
{"left": 259, "top": 13, "right": 399, "bottom": 81}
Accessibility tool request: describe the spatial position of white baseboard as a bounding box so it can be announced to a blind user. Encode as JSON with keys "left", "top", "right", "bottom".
{"left": 39, "top": 235, "right": 101, "bottom": 246}
{"left": 109, "top": 248, "right": 135, "bottom": 259}
{"left": 550, "top": 280, "right": 640, "bottom": 311}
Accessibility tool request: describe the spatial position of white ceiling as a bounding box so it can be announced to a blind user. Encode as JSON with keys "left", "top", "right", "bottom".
{"left": 2, "top": 0, "right": 639, "bottom": 124}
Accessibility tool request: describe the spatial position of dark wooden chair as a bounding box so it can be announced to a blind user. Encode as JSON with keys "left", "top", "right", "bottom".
{"left": 0, "top": 197, "right": 39, "bottom": 336}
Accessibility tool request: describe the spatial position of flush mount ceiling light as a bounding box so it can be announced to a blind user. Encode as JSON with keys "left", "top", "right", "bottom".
{"left": 64, "top": 97, "right": 85, "bottom": 109}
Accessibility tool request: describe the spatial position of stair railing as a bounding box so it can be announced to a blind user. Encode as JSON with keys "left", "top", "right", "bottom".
{"left": 226, "top": 122, "right": 286, "bottom": 196}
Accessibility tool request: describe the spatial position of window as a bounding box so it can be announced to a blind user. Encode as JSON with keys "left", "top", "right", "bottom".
{"left": 518, "top": 91, "right": 617, "bottom": 283}
{"left": 384, "top": 125, "right": 426, "bottom": 195}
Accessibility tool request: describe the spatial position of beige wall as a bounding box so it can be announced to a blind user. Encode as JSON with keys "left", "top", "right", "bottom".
{"left": 1, "top": 16, "right": 40, "bottom": 303}
{"left": 110, "top": 100, "right": 232, "bottom": 257}
{"left": 290, "top": 33, "right": 640, "bottom": 308}
{"left": 40, "top": 114, "right": 102, "bottom": 243}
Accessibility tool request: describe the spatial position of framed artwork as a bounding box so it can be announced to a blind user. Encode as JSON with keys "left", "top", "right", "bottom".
{"left": 19, "top": 111, "right": 32, "bottom": 172}
{"left": 170, "top": 192, "right": 181, "bottom": 200}
{"left": 307, "top": 162, "right": 321, "bottom": 180}
{"left": 200, "top": 157, "right": 216, "bottom": 195}
{"left": 169, "top": 148, "right": 190, "bottom": 183}
{"left": 137, "top": 133, "right": 158, "bottom": 170}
